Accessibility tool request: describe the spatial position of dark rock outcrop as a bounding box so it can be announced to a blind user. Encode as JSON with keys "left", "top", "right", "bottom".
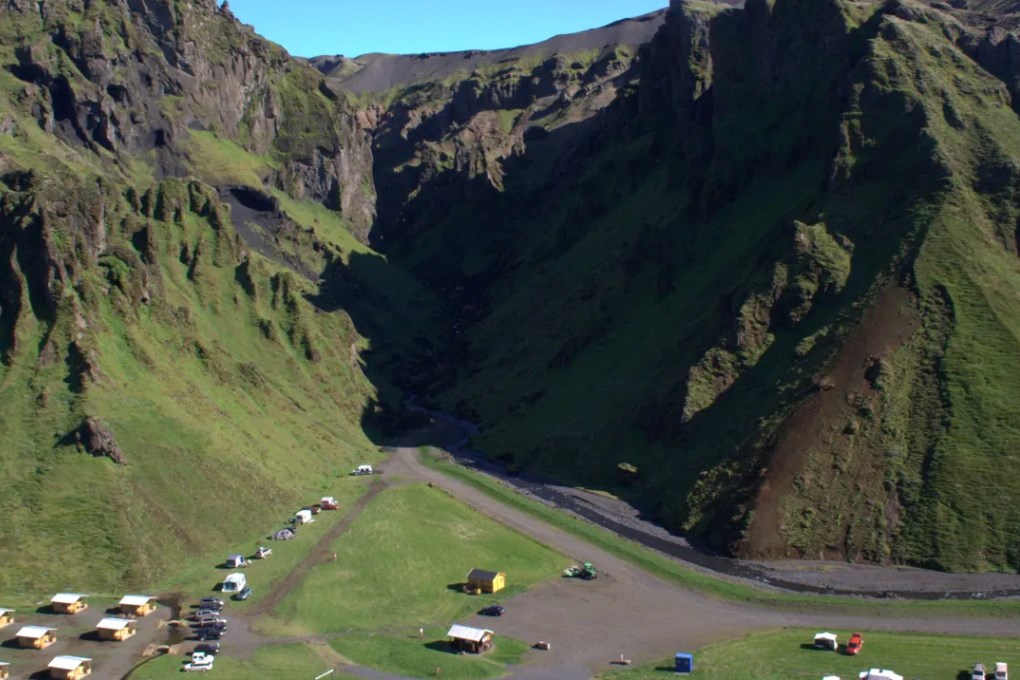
{"left": 75, "top": 417, "right": 127, "bottom": 464}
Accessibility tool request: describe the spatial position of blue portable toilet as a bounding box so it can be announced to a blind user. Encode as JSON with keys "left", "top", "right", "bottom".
{"left": 675, "top": 652, "right": 693, "bottom": 674}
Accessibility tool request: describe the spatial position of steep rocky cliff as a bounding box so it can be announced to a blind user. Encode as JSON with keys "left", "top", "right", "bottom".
{"left": 360, "top": 0, "right": 1020, "bottom": 572}
{"left": 6, "top": 0, "right": 1020, "bottom": 591}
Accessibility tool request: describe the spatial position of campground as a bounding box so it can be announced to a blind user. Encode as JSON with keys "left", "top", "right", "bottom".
{"left": 5, "top": 446, "right": 1020, "bottom": 679}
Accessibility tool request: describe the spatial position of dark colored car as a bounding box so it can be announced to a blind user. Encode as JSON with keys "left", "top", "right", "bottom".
{"left": 198, "top": 597, "right": 225, "bottom": 609}
{"left": 193, "top": 642, "right": 221, "bottom": 656}
{"left": 235, "top": 586, "right": 253, "bottom": 601}
{"left": 480, "top": 605, "right": 505, "bottom": 616}
{"left": 194, "top": 628, "right": 223, "bottom": 641}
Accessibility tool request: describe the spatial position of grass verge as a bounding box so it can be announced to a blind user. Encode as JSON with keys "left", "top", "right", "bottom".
{"left": 600, "top": 628, "right": 1018, "bottom": 679}
{"left": 331, "top": 631, "right": 530, "bottom": 680}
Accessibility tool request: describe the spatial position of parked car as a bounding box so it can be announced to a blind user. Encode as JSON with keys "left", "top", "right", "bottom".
{"left": 235, "top": 585, "right": 253, "bottom": 601}
{"left": 255, "top": 546, "right": 272, "bottom": 559}
{"left": 352, "top": 464, "right": 373, "bottom": 476}
{"left": 304, "top": 504, "right": 322, "bottom": 515}
{"left": 479, "top": 605, "right": 505, "bottom": 616}
{"left": 198, "top": 597, "right": 225, "bottom": 610}
{"left": 194, "top": 628, "right": 223, "bottom": 641}
{"left": 193, "top": 642, "right": 221, "bottom": 656}
{"left": 996, "top": 662, "right": 1008, "bottom": 680}
{"left": 846, "top": 632, "right": 863, "bottom": 655}
{"left": 191, "top": 609, "right": 219, "bottom": 619}
{"left": 320, "top": 496, "right": 339, "bottom": 510}
{"left": 194, "top": 617, "right": 227, "bottom": 628}
{"left": 974, "top": 663, "right": 987, "bottom": 680}
{"left": 190, "top": 652, "right": 215, "bottom": 665}
{"left": 183, "top": 658, "right": 214, "bottom": 672}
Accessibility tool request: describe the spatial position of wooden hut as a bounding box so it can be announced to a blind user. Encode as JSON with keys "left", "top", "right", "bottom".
{"left": 447, "top": 624, "right": 494, "bottom": 654}
{"left": 0, "top": 609, "right": 12, "bottom": 627}
{"left": 0, "top": 661, "right": 10, "bottom": 680}
{"left": 466, "top": 568, "right": 506, "bottom": 594}
{"left": 48, "top": 656, "right": 92, "bottom": 680}
{"left": 118, "top": 595, "right": 155, "bottom": 617}
{"left": 16, "top": 626, "right": 56, "bottom": 649}
{"left": 50, "top": 593, "right": 87, "bottom": 615}
{"left": 96, "top": 618, "right": 136, "bottom": 641}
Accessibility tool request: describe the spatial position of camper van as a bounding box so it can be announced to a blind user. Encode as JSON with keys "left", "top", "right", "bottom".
{"left": 221, "top": 573, "right": 246, "bottom": 594}
{"left": 294, "top": 509, "right": 313, "bottom": 524}
{"left": 352, "top": 465, "right": 373, "bottom": 476}
{"left": 224, "top": 554, "right": 246, "bottom": 569}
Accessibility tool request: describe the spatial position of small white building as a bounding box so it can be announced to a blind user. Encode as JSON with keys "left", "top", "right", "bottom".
{"left": 295, "top": 509, "right": 313, "bottom": 524}
{"left": 221, "top": 572, "right": 247, "bottom": 593}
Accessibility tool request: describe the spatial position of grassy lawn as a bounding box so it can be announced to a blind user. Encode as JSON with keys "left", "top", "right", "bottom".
{"left": 127, "top": 643, "right": 359, "bottom": 680}
{"left": 331, "top": 631, "right": 530, "bottom": 680}
{"left": 159, "top": 477, "right": 375, "bottom": 606}
{"left": 265, "top": 483, "right": 564, "bottom": 636}
{"left": 422, "top": 451, "right": 1020, "bottom": 618}
{"left": 602, "top": 628, "right": 1017, "bottom": 679}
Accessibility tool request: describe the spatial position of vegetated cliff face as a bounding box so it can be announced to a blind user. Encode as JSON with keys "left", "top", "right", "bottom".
{"left": 5, "top": 0, "right": 1020, "bottom": 590}
{"left": 0, "top": 0, "right": 441, "bottom": 594}
{"left": 353, "top": 0, "right": 1020, "bottom": 572}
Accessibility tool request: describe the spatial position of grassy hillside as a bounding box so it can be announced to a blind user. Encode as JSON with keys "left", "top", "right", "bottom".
{"left": 0, "top": 0, "right": 440, "bottom": 597}
{"left": 366, "top": 0, "right": 1020, "bottom": 571}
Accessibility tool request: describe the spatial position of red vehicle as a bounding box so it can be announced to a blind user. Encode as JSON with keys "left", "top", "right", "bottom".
{"left": 846, "top": 632, "right": 863, "bottom": 655}
{"left": 320, "top": 496, "right": 339, "bottom": 510}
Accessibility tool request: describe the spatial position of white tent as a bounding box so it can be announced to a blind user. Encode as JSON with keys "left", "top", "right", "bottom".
{"left": 859, "top": 670, "right": 903, "bottom": 680}
{"left": 813, "top": 632, "right": 838, "bottom": 649}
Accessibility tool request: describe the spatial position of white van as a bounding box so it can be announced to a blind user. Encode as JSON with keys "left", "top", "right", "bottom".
{"left": 295, "top": 509, "right": 313, "bottom": 524}
{"left": 353, "top": 464, "right": 373, "bottom": 476}
{"left": 996, "top": 662, "right": 1008, "bottom": 680}
{"left": 221, "top": 573, "right": 246, "bottom": 593}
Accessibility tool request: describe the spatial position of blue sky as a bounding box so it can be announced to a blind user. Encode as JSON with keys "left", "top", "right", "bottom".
{"left": 226, "top": 1, "right": 667, "bottom": 58}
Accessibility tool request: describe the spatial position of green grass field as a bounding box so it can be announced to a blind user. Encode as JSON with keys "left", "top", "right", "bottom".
{"left": 331, "top": 631, "right": 530, "bottom": 680}
{"left": 159, "top": 478, "right": 374, "bottom": 604}
{"left": 127, "top": 643, "right": 358, "bottom": 680}
{"left": 603, "top": 629, "right": 1017, "bottom": 679}
{"left": 265, "top": 483, "right": 564, "bottom": 636}
{"left": 422, "top": 450, "right": 1020, "bottom": 618}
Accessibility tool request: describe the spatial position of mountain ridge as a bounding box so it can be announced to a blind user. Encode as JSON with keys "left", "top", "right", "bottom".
{"left": 3, "top": 0, "right": 1020, "bottom": 596}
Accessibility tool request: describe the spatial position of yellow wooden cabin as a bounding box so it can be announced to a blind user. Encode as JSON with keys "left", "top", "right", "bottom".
{"left": 96, "top": 618, "right": 136, "bottom": 641}
{"left": 50, "top": 593, "right": 87, "bottom": 615}
{"left": 0, "top": 661, "right": 10, "bottom": 680}
{"left": 118, "top": 595, "right": 155, "bottom": 617}
{"left": 48, "top": 656, "right": 92, "bottom": 680}
{"left": 0, "top": 609, "right": 12, "bottom": 628}
{"left": 466, "top": 568, "right": 506, "bottom": 594}
{"left": 16, "top": 626, "right": 56, "bottom": 649}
